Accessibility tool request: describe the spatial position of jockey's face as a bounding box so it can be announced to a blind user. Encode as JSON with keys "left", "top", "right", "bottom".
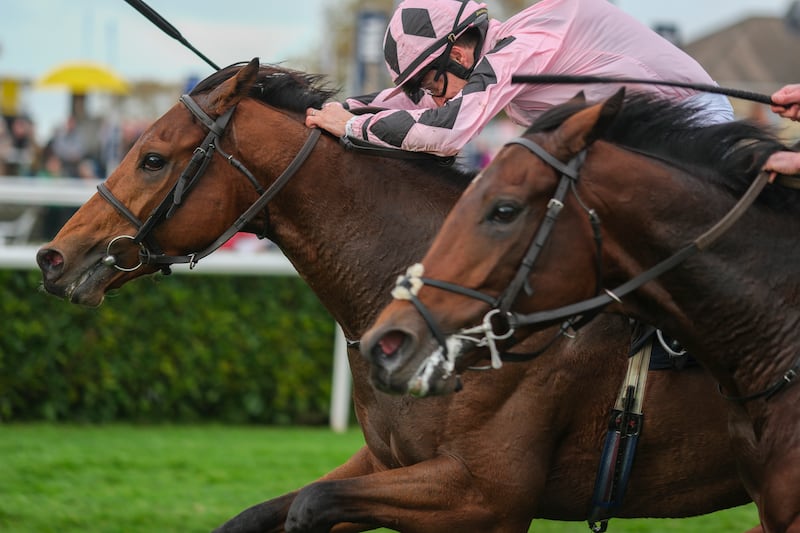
{"left": 419, "top": 70, "right": 468, "bottom": 106}
{"left": 420, "top": 44, "right": 474, "bottom": 107}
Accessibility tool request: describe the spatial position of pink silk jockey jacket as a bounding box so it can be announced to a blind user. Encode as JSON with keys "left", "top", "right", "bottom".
{"left": 344, "top": 0, "right": 724, "bottom": 157}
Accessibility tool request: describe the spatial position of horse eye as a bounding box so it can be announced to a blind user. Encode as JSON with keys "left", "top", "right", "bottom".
{"left": 488, "top": 202, "right": 522, "bottom": 224}
{"left": 142, "top": 153, "right": 166, "bottom": 172}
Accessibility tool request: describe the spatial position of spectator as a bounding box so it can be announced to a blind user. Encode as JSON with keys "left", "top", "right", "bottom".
{"left": 76, "top": 158, "right": 100, "bottom": 181}
{"left": 0, "top": 117, "right": 11, "bottom": 175}
{"left": 36, "top": 142, "right": 73, "bottom": 240}
{"left": 5, "top": 115, "right": 38, "bottom": 176}
{"left": 49, "top": 115, "right": 89, "bottom": 177}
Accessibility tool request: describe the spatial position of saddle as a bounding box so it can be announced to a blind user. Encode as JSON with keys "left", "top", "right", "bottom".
{"left": 629, "top": 322, "right": 696, "bottom": 370}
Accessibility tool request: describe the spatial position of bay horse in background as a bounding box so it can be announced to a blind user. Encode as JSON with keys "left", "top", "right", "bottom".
{"left": 37, "top": 60, "right": 751, "bottom": 532}
{"left": 361, "top": 89, "right": 799, "bottom": 531}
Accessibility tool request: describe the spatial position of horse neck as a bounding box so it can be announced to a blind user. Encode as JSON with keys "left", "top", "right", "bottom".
{"left": 586, "top": 143, "right": 800, "bottom": 389}
{"left": 236, "top": 114, "right": 463, "bottom": 337}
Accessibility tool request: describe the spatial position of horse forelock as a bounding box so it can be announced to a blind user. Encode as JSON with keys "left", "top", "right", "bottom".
{"left": 190, "top": 62, "right": 338, "bottom": 114}
{"left": 528, "top": 92, "right": 796, "bottom": 212}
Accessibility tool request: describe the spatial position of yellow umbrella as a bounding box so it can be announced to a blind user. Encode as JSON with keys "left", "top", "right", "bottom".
{"left": 37, "top": 61, "right": 129, "bottom": 95}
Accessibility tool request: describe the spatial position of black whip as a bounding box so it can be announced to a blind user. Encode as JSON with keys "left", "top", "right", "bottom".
{"left": 123, "top": 0, "right": 220, "bottom": 71}
{"left": 511, "top": 74, "right": 774, "bottom": 106}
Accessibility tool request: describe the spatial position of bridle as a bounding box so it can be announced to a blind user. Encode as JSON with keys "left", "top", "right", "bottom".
{"left": 391, "top": 137, "right": 593, "bottom": 369}
{"left": 97, "top": 93, "right": 320, "bottom": 274}
{"left": 391, "top": 134, "right": 772, "bottom": 374}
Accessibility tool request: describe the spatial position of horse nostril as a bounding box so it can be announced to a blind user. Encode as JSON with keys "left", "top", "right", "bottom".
{"left": 37, "top": 248, "right": 64, "bottom": 274}
{"left": 377, "top": 330, "right": 406, "bottom": 357}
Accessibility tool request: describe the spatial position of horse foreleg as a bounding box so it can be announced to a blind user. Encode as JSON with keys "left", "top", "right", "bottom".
{"left": 213, "top": 445, "right": 379, "bottom": 533}
{"left": 285, "top": 454, "right": 530, "bottom": 533}
{"left": 213, "top": 492, "right": 298, "bottom": 533}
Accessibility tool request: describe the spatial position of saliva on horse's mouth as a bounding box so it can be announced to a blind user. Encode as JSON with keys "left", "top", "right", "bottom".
{"left": 406, "top": 342, "right": 464, "bottom": 397}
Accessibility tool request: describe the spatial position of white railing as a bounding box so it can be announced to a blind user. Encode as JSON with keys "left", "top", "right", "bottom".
{"left": 0, "top": 176, "right": 102, "bottom": 205}
{"left": 0, "top": 176, "right": 351, "bottom": 432}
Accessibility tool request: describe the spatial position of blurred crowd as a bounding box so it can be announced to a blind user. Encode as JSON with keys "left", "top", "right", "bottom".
{"left": 0, "top": 97, "right": 147, "bottom": 180}
{"left": 0, "top": 95, "right": 148, "bottom": 241}
{"left": 0, "top": 96, "right": 279, "bottom": 250}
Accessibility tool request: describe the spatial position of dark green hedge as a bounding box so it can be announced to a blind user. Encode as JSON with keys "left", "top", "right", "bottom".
{"left": 0, "top": 270, "right": 336, "bottom": 424}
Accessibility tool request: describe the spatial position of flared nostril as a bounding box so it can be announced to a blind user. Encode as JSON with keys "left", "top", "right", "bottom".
{"left": 377, "top": 330, "right": 406, "bottom": 357}
{"left": 36, "top": 248, "right": 64, "bottom": 274}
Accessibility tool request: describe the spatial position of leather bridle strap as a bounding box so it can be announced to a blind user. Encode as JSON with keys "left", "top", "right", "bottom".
{"left": 719, "top": 354, "right": 800, "bottom": 403}
{"left": 509, "top": 169, "right": 772, "bottom": 329}
{"left": 164, "top": 127, "right": 322, "bottom": 266}
{"left": 388, "top": 138, "right": 586, "bottom": 365}
{"left": 506, "top": 137, "right": 582, "bottom": 177}
{"left": 97, "top": 93, "right": 321, "bottom": 269}
{"left": 497, "top": 137, "right": 586, "bottom": 313}
{"left": 97, "top": 99, "right": 236, "bottom": 270}
{"left": 141, "top": 127, "right": 322, "bottom": 268}
{"left": 181, "top": 93, "right": 226, "bottom": 135}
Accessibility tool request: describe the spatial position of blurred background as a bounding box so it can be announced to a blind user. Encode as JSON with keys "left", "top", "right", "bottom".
{"left": 0, "top": 1, "right": 797, "bottom": 531}
{"left": 2, "top": 0, "right": 799, "bottom": 191}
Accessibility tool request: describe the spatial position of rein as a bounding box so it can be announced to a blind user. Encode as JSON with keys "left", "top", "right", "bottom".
{"left": 507, "top": 164, "right": 771, "bottom": 330}
{"left": 97, "top": 94, "right": 320, "bottom": 272}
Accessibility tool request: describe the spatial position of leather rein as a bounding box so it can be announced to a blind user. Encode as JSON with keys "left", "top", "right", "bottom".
{"left": 97, "top": 94, "right": 321, "bottom": 274}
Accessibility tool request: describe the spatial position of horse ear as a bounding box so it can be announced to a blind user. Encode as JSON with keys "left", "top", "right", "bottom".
{"left": 206, "top": 57, "right": 261, "bottom": 115}
{"left": 552, "top": 87, "right": 624, "bottom": 159}
{"left": 567, "top": 90, "right": 586, "bottom": 105}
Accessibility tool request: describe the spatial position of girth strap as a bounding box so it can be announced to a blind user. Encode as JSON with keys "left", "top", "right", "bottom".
{"left": 588, "top": 341, "right": 652, "bottom": 532}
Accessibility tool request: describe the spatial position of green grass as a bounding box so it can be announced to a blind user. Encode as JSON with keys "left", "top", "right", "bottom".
{"left": 0, "top": 424, "right": 758, "bottom": 532}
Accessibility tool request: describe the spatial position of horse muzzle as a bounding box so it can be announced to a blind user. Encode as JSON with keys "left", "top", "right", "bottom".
{"left": 361, "top": 324, "right": 463, "bottom": 397}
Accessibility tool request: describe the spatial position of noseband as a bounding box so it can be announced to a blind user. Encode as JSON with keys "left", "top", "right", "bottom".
{"left": 97, "top": 94, "right": 320, "bottom": 273}
{"left": 392, "top": 135, "right": 772, "bottom": 370}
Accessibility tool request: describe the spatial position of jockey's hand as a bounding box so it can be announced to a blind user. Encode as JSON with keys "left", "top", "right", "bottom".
{"left": 770, "top": 84, "right": 800, "bottom": 121}
{"left": 763, "top": 151, "right": 800, "bottom": 176}
{"left": 306, "top": 102, "right": 353, "bottom": 137}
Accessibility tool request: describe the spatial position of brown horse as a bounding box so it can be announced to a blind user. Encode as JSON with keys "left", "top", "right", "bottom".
{"left": 37, "top": 60, "right": 749, "bottom": 532}
{"left": 361, "top": 89, "right": 799, "bottom": 531}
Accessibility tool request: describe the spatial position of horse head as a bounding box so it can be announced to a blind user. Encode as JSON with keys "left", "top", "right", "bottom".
{"left": 36, "top": 58, "right": 332, "bottom": 306}
{"left": 360, "top": 90, "right": 627, "bottom": 396}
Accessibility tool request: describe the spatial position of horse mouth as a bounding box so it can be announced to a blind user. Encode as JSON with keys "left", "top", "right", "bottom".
{"left": 370, "top": 336, "right": 465, "bottom": 397}
{"left": 407, "top": 347, "right": 461, "bottom": 397}
{"left": 46, "top": 258, "right": 118, "bottom": 307}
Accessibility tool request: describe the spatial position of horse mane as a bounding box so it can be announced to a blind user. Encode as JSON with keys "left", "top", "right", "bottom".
{"left": 191, "top": 62, "right": 338, "bottom": 113}
{"left": 528, "top": 92, "right": 796, "bottom": 211}
{"left": 192, "top": 62, "right": 477, "bottom": 190}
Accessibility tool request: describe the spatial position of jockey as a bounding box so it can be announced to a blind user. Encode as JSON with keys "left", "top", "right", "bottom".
{"left": 306, "top": 0, "right": 733, "bottom": 157}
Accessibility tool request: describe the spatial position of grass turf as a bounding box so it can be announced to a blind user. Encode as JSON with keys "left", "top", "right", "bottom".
{"left": 0, "top": 424, "right": 757, "bottom": 532}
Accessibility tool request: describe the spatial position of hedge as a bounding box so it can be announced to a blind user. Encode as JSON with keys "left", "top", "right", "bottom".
{"left": 0, "top": 269, "right": 336, "bottom": 424}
